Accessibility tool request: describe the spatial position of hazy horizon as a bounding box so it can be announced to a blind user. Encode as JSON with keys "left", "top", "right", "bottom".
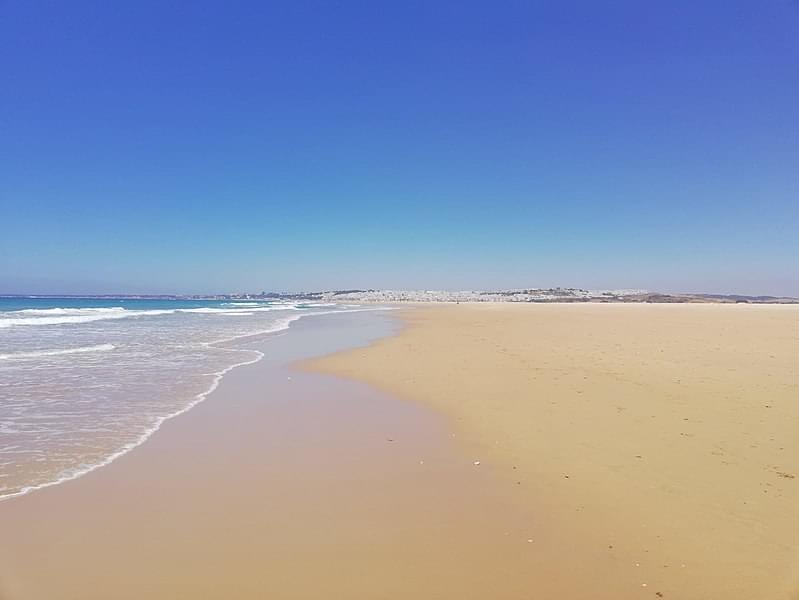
{"left": 1, "top": 281, "right": 796, "bottom": 299}
{"left": 2, "top": 2, "right": 797, "bottom": 296}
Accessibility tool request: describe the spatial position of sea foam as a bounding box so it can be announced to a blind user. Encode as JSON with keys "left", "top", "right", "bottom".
{"left": 0, "top": 307, "right": 176, "bottom": 328}
{"left": 0, "top": 302, "right": 394, "bottom": 501}
{"left": 0, "top": 344, "right": 116, "bottom": 360}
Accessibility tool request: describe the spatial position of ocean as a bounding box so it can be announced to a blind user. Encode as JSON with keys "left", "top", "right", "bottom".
{"left": 0, "top": 297, "right": 383, "bottom": 500}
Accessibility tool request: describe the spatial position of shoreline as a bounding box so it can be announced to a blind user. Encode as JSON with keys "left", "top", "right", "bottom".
{"left": 0, "top": 309, "right": 547, "bottom": 599}
{"left": 5, "top": 303, "right": 797, "bottom": 597}
{"left": 0, "top": 348, "right": 264, "bottom": 503}
{"left": 0, "top": 306, "right": 394, "bottom": 503}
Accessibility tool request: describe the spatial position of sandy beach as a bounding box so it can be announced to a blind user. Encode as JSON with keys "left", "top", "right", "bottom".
{"left": 312, "top": 303, "right": 799, "bottom": 599}
{"left": 0, "top": 312, "right": 542, "bottom": 599}
{"left": 3, "top": 304, "right": 798, "bottom": 599}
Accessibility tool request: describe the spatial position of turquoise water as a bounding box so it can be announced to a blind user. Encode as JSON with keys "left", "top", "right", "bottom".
{"left": 0, "top": 297, "right": 382, "bottom": 500}
{"left": 0, "top": 297, "right": 219, "bottom": 312}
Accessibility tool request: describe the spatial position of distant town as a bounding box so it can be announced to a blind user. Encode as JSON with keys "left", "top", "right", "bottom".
{"left": 3, "top": 289, "right": 797, "bottom": 304}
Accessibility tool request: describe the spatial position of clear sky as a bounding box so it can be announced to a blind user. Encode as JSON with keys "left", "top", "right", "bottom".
{"left": 2, "top": 1, "right": 798, "bottom": 295}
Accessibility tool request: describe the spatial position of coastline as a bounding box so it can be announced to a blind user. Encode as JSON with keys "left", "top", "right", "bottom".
{"left": 310, "top": 302, "right": 799, "bottom": 599}
{"left": 0, "top": 306, "right": 393, "bottom": 503}
{"left": 5, "top": 303, "right": 797, "bottom": 598}
{"left": 0, "top": 310, "right": 545, "bottom": 599}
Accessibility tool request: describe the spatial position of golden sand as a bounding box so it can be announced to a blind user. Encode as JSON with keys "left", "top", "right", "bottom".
{"left": 311, "top": 303, "right": 799, "bottom": 599}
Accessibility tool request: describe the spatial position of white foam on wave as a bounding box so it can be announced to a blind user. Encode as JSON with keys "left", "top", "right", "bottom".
{"left": 0, "top": 305, "right": 396, "bottom": 502}
{"left": 0, "top": 304, "right": 311, "bottom": 328}
{"left": 0, "top": 344, "right": 116, "bottom": 360}
{"left": 177, "top": 308, "right": 257, "bottom": 315}
{"left": 0, "top": 346, "right": 265, "bottom": 502}
{"left": 206, "top": 306, "right": 395, "bottom": 345}
{"left": 220, "top": 302, "right": 270, "bottom": 307}
{"left": 208, "top": 314, "right": 304, "bottom": 345}
{"left": 186, "top": 305, "right": 302, "bottom": 316}
{"left": 0, "top": 307, "right": 176, "bottom": 328}
{"left": 13, "top": 307, "right": 127, "bottom": 316}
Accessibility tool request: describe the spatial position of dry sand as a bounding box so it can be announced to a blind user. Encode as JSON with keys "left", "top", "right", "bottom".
{"left": 311, "top": 303, "right": 799, "bottom": 599}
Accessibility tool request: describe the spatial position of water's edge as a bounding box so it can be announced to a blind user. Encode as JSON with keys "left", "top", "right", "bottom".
{"left": 0, "top": 307, "right": 395, "bottom": 503}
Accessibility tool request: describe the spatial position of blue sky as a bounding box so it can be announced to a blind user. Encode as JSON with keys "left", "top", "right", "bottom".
{"left": 2, "top": 1, "right": 797, "bottom": 295}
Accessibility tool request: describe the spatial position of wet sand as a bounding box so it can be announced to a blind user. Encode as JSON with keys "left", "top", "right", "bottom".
{"left": 0, "top": 312, "right": 544, "bottom": 599}
{"left": 312, "top": 303, "right": 799, "bottom": 599}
